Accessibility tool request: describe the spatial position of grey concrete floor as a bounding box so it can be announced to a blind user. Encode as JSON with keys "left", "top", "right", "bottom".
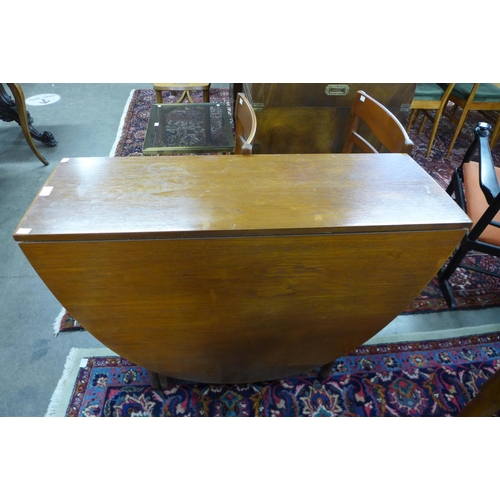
{"left": 1, "top": 83, "right": 499, "bottom": 416}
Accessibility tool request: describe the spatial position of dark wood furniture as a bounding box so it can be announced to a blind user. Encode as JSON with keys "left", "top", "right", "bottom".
{"left": 439, "top": 122, "right": 500, "bottom": 308}
{"left": 0, "top": 83, "right": 57, "bottom": 165}
{"left": 241, "top": 83, "right": 416, "bottom": 154}
{"left": 342, "top": 91, "right": 414, "bottom": 154}
{"left": 14, "top": 154, "right": 470, "bottom": 384}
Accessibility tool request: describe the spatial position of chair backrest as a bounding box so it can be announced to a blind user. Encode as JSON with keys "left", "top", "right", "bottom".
{"left": 342, "top": 91, "right": 414, "bottom": 154}
{"left": 234, "top": 93, "right": 257, "bottom": 155}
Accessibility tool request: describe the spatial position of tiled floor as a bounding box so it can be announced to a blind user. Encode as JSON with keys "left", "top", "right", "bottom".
{"left": 1, "top": 83, "right": 499, "bottom": 416}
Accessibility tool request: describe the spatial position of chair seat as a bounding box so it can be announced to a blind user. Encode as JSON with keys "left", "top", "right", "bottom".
{"left": 463, "top": 161, "right": 500, "bottom": 245}
{"left": 413, "top": 83, "right": 446, "bottom": 101}
{"left": 451, "top": 83, "right": 500, "bottom": 102}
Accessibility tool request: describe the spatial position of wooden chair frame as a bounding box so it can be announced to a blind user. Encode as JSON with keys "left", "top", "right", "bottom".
{"left": 438, "top": 122, "right": 500, "bottom": 308}
{"left": 406, "top": 83, "right": 455, "bottom": 157}
{"left": 0, "top": 83, "right": 55, "bottom": 165}
{"left": 342, "top": 91, "right": 414, "bottom": 154}
{"left": 444, "top": 83, "right": 500, "bottom": 157}
{"left": 234, "top": 92, "right": 257, "bottom": 155}
{"left": 153, "top": 83, "right": 211, "bottom": 104}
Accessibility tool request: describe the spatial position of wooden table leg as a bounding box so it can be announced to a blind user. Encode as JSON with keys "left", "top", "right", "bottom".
{"left": 319, "top": 361, "right": 335, "bottom": 378}
{"left": 158, "top": 373, "right": 170, "bottom": 390}
{"left": 146, "top": 369, "right": 170, "bottom": 390}
{"left": 146, "top": 369, "right": 161, "bottom": 389}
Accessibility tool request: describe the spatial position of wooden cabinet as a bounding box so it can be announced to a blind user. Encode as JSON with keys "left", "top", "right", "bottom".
{"left": 241, "top": 83, "right": 416, "bottom": 154}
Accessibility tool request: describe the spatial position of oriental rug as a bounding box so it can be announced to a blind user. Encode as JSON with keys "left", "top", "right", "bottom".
{"left": 46, "top": 331, "right": 500, "bottom": 417}
{"left": 55, "top": 89, "right": 500, "bottom": 334}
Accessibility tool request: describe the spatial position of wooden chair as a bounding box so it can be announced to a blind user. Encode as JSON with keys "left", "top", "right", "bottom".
{"left": 442, "top": 83, "right": 500, "bottom": 157}
{"left": 0, "top": 83, "right": 56, "bottom": 165}
{"left": 406, "top": 83, "right": 455, "bottom": 157}
{"left": 438, "top": 122, "right": 500, "bottom": 308}
{"left": 342, "top": 91, "right": 414, "bottom": 154}
{"left": 234, "top": 92, "right": 257, "bottom": 155}
{"left": 153, "top": 83, "right": 211, "bottom": 103}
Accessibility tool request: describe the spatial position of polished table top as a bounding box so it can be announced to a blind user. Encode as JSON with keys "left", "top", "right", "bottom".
{"left": 14, "top": 153, "right": 471, "bottom": 242}
{"left": 142, "top": 102, "right": 235, "bottom": 155}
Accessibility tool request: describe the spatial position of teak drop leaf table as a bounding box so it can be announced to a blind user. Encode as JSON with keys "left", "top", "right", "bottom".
{"left": 13, "top": 154, "right": 471, "bottom": 384}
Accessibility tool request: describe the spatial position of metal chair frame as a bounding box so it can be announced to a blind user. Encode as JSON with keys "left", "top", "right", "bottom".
{"left": 438, "top": 122, "right": 500, "bottom": 307}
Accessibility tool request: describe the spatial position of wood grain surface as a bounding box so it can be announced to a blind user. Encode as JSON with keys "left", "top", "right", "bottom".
{"left": 14, "top": 154, "right": 470, "bottom": 242}
{"left": 14, "top": 154, "right": 471, "bottom": 383}
{"left": 19, "top": 230, "right": 465, "bottom": 383}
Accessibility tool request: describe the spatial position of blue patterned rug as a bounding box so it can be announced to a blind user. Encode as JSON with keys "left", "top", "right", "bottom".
{"left": 47, "top": 331, "right": 500, "bottom": 417}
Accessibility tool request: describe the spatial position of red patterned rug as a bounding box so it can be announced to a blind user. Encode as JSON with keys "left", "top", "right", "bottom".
{"left": 47, "top": 331, "right": 500, "bottom": 416}
{"left": 57, "top": 89, "right": 500, "bottom": 333}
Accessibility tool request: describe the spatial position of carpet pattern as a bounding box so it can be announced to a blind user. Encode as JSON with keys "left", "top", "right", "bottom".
{"left": 58, "top": 332, "right": 500, "bottom": 417}
{"left": 57, "top": 90, "right": 500, "bottom": 333}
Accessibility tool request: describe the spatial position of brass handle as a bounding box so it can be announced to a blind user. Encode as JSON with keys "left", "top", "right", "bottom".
{"left": 325, "top": 84, "right": 350, "bottom": 96}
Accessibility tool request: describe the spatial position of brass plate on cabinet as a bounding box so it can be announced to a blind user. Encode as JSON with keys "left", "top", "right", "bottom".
{"left": 325, "top": 84, "right": 350, "bottom": 96}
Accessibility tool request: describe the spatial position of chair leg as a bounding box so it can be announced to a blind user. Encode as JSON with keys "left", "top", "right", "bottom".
{"left": 438, "top": 239, "right": 471, "bottom": 308}
{"left": 418, "top": 114, "right": 428, "bottom": 135}
{"left": 438, "top": 276, "right": 457, "bottom": 309}
{"left": 446, "top": 107, "right": 471, "bottom": 158}
{"left": 406, "top": 109, "right": 417, "bottom": 132}
{"left": 426, "top": 109, "right": 444, "bottom": 157}
{"left": 6, "top": 84, "right": 50, "bottom": 166}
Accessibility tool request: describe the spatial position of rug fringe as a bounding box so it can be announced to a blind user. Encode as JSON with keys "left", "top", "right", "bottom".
{"left": 108, "top": 88, "right": 135, "bottom": 157}
{"left": 45, "top": 347, "right": 81, "bottom": 417}
{"left": 52, "top": 307, "right": 66, "bottom": 337}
